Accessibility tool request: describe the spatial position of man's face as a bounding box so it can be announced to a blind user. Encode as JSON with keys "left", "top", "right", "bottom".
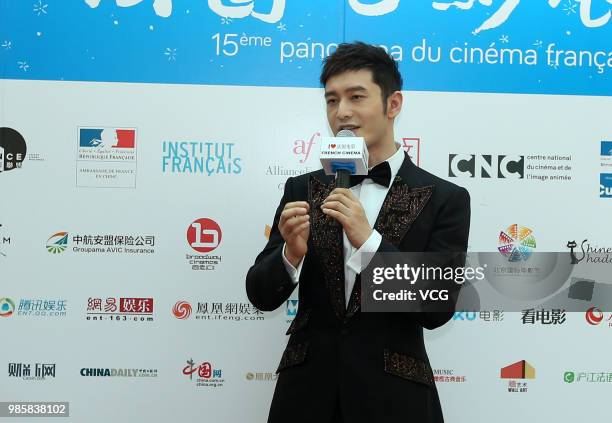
{"left": 324, "top": 69, "right": 390, "bottom": 148}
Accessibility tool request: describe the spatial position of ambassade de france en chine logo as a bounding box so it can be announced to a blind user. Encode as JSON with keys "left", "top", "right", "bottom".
{"left": 498, "top": 224, "right": 536, "bottom": 262}
{"left": 77, "top": 127, "right": 137, "bottom": 188}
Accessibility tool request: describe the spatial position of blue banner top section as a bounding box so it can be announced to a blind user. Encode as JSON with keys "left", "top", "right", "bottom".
{"left": 1, "top": 0, "right": 611, "bottom": 95}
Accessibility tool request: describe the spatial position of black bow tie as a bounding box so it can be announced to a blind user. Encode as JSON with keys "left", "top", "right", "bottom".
{"left": 349, "top": 161, "right": 392, "bottom": 188}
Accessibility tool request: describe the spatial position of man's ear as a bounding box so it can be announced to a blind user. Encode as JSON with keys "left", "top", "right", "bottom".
{"left": 386, "top": 91, "right": 403, "bottom": 119}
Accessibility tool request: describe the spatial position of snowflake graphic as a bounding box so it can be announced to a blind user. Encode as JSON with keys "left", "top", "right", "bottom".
{"left": 277, "top": 22, "right": 287, "bottom": 31}
{"left": 17, "top": 61, "right": 30, "bottom": 72}
{"left": 499, "top": 35, "right": 509, "bottom": 44}
{"left": 33, "top": 0, "right": 48, "bottom": 16}
{"left": 1, "top": 41, "right": 12, "bottom": 50}
{"left": 533, "top": 40, "right": 544, "bottom": 49}
{"left": 562, "top": 0, "right": 577, "bottom": 15}
{"left": 164, "top": 48, "right": 177, "bottom": 61}
{"left": 221, "top": 17, "right": 232, "bottom": 25}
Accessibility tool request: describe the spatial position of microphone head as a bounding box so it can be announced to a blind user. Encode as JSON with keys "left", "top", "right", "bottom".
{"left": 336, "top": 129, "right": 356, "bottom": 138}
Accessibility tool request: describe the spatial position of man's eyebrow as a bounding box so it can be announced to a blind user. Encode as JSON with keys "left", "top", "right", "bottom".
{"left": 324, "top": 86, "right": 368, "bottom": 98}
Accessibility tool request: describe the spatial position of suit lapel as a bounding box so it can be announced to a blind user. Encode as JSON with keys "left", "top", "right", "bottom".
{"left": 345, "top": 154, "right": 435, "bottom": 319}
{"left": 308, "top": 174, "right": 346, "bottom": 321}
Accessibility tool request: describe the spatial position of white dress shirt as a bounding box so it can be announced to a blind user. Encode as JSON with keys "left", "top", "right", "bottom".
{"left": 282, "top": 145, "right": 405, "bottom": 306}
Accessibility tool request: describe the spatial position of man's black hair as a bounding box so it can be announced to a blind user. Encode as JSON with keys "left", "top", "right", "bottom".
{"left": 320, "top": 41, "right": 403, "bottom": 111}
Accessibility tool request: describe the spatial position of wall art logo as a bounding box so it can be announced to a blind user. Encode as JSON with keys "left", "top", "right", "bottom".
{"left": 498, "top": 224, "right": 536, "bottom": 262}
{"left": 600, "top": 173, "right": 612, "bottom": 198}
{"left": 183, "top": 359, "right": 224, "bottom": 388}
{"left": 0, "top": 297, "right": 15, "bottom": 317}
{"left": 77, "top": 127, "right": 137, "bottom": 188}
{"left": 0, "top": 127, "right": 27, "bottom": 173}
{"left": 80, "top": 367, "right": 158, "bottom": 378}
{"left": 402, "top": 137, "right": 421, "bottom": 166}
{"left": 501, "top": 360, "right": 535, "bottom": 393}
{"left": 8, "top": 363, "right": 56, "bottom": 381}
{"left": 162, "top": 141, "right": 242, "bottom": 175}
{"left": 46, "top": 232, "right": 69, "bottom": 254}
{"left": 86, "top": 297, "right": 154, "bottom": 322}
{"left": 186, "top": 218, "right": 222, "bottom": 271}
{"left": 173, "top": 301, "right": 192, "bottom": 319}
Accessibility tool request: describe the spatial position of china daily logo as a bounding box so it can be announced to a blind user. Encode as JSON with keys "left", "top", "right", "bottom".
{"left": 77, "top": 127, "right": 137, "bottom": 188}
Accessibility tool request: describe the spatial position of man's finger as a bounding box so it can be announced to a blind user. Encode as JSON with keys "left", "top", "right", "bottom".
{"left": 321, "top": 201, "right": 350, "bottom": 216}
{"left": 323, "top": 193, "right": 353, "bottom": 209}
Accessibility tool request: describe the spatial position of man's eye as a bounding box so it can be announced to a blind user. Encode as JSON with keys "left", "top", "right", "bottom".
{"left": 352, "top": 95, "right": 363, "bottom": 100}
{"left": 326, "top": 99, "right": 337, "bottom": 105}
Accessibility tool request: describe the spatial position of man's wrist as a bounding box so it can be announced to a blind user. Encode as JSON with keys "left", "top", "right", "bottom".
{"left": 284, "top": 247, "right": 304, "bottom": 268}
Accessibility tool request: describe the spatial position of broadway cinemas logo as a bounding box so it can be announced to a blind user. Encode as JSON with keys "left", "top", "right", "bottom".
{"left": 186, "top": 218, "right": 222, "bottom": 271}
{"left": 86, "top": 297, "right": 154, "bottom": 322}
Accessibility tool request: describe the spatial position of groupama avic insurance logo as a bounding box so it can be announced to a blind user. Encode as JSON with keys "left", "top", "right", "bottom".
{"left": 498, "top": 224, "right": 536, "bottom": 262}
{"left": 46, "top": 232, "right": 69, "bottom": 254}
{"left": 0, "top": 298, "right": 15, "bottom": 317}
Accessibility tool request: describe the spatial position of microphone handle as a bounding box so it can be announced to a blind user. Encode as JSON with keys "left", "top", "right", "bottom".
{"left": 336, "top": 169, "right": 351, "bottom": 189}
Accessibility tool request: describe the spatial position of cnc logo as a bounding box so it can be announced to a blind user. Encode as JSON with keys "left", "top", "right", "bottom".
{"left": 498, "top": 224, "right": 536, "bottom": 262}
{"left": 0, "top": 127, "right": 27, "bottom": 173}
{"left": 448, "top": 154, "right": 524, "bottom": 178}
{"left": 187, "top": 218, "right": 222, "bottom": 254}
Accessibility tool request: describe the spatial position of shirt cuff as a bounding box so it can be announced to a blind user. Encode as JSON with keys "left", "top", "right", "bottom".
{"left": 347, "top": 230, "right": 382, "bottom": 274}
{"left": 282, "top": 243, "right": 304, "bottom": 284}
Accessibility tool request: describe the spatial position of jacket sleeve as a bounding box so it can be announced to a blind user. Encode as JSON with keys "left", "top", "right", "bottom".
{"left": 377, "top": 186, "right": 471, "bottom": 330}
{"left": 246, "top": 177, "right": 300, "bottom": 311}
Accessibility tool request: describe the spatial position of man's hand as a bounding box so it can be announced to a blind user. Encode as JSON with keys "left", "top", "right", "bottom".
{"left": 279, "top": 201, "right": 310, "bottom": 267}
{"left": 322, "top": 188, "right": 372, "bottom": 249}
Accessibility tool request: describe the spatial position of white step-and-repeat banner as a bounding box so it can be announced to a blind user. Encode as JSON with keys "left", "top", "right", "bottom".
{"left": 1, "top": 1, "right": 611, "bottom": 421}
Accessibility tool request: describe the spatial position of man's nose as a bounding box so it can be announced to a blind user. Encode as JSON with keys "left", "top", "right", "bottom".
{"left": 336, "top": 99, "right": 352, "bottom": 120}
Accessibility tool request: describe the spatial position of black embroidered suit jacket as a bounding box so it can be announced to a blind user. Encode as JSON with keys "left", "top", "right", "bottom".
{"left": 246, "top": 153, "right": 471, "bottom": 423}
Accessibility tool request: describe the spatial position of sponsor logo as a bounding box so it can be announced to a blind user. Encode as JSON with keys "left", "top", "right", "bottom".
{"left": 77, "top": 127, "right": 137, "bottom": 188}
{"left": 80, "top": 368, "right": 158, "bottom": 377}
{"left": 448, "top": 153, "right": 572, "bottom": 182}
{"left": 564, "top": 371, "right": 612, "bottom": 383}
{"left": 500, "top": 360, "right": 535, "bottom": 393}
{"left": 183, "top": 359, "right": 224, "bottom": 388}
{"left": 186, "top": 218, "right": 222, "bottom": 271}
{"left": 86, "top": 297, "right": 154, "bottom": 322}
{"left": 521, "top": 309, "right": 566, "bottom": 325}
{"left": 8, "top": 363, "right": 56, "bottom": 381}
{"left": 600, "top": 173, "right": 612, "bottom": 198}
{"left": 173, "top": 301, "right": 192, "bottom": 319}
{"left": 0, "top": 127, "right": 27, "bottom": 173}
{"left": 47, "top": 232, "right": 155, "bottom": 255}
{"left": 498, "top": 224, "right": 536, "bottom": 262}
{"left": 452, "top": 310, "right": 504, "bottom": 322}
{"left": 0, "top": 297, "right": 15, "bottom": 317}
{"left": 0, "top": 224, "right": 11, "bottom": 257}
{"left": 585, "top": 306, "right": 608, "bottom": 326}
{"left": 245, "top": 371, "right": 278, "bottom": 382}
{"left": 433, "top": 369, "right": 467, "bottom": 383}
{"left": 566, "top": 239, "right": 612, "bottom": 264}
{"left": 402, "top": 137, "right": 421, "bottom": 166}
{"left": 162, "top": 141, "right": 242, "bottom": 175}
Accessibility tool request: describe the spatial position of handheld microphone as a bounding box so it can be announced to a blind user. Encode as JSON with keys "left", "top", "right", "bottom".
{"left": 319, "top": 130, "right": 368, "bottom": 188}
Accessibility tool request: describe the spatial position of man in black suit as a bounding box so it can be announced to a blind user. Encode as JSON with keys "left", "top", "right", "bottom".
{"left": 246, "top": 42, "right": 470, "bottom": 423}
